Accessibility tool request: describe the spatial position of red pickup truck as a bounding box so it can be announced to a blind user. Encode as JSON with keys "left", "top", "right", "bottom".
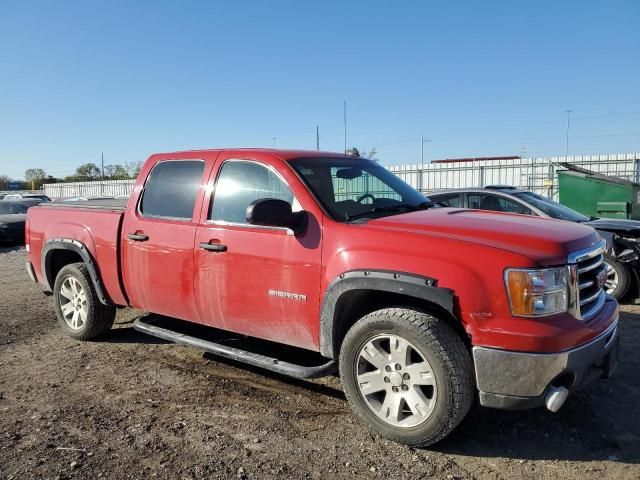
{"left": 25, "top": 148, "right": 619, "bottom": 447}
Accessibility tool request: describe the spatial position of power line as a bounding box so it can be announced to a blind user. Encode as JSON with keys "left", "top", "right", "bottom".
{"left": 565, "top": 110, "right": 572, "bottom": 156}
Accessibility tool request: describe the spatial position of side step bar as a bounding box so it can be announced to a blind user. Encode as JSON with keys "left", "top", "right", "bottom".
{"left": 133, "top": 317, "right": 337, "bottom": 380}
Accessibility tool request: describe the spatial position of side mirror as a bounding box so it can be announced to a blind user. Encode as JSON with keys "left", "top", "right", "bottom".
{"left": 246, "top": 198, "right": 306, "bottom": 233}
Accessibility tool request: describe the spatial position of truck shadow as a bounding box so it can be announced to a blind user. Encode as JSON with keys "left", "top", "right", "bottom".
{"left": 100, "top": 311, "right": 639, "bottom": 464}
{"left": 101, "top": 324, "right": 170, "bottom": 345}
{"left": 435, "top": 309, "right": 640, "bottom": 464}
{"left": 201, "top": 352, "right": 346, "bottom": 401}
{"left": 0, "top": 245, "right": 24, "bottom": 254}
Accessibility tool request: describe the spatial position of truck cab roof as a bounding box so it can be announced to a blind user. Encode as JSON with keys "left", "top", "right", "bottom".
{"left": 149, "top": 148, "right": 363, "bottom": 162}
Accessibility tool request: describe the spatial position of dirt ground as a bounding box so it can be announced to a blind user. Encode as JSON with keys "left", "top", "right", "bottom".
{"left": 0, "top": 246, "right": 638, "bottom": 480}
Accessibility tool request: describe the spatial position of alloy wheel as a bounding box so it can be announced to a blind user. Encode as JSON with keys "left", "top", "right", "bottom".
{"left": 605, "top": 262, "right": 619, "bottom": 294}
{"left": 355, "top": 334, "right": 437, "bottom": 428}
{"left": 59, "top": 277, "right": 88, "bottom": 331}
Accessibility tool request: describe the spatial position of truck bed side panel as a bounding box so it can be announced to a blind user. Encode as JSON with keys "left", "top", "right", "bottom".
{"left": 27, "top": 205, "right": 128, "bottom": 306}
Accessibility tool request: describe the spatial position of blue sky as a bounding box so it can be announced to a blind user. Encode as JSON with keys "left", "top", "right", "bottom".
{"left": 1, "top": 0, "right": 639, "bottom": 180}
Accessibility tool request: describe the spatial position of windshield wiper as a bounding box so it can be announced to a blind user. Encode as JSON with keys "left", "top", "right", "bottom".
{"left": 346, "top": 201, "right": 434, "bottom": 222}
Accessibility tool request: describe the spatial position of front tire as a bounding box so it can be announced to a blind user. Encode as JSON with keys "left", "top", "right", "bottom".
{"left": 339, "top": 308, "right": 474, "bottom": 447}
{"left": 603, "top": 255, "right": 630, "bottom": 300}
{"left": 53, "top": 263, "right": 116, "bottom": 340}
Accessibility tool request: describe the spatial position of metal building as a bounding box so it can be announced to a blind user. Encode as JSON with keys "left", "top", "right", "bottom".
{"left": 389, "top": 152, "right": 640, "bottom": 199}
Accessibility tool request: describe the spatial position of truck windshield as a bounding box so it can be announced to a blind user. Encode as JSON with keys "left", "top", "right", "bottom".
{"left": 513, "top": 191, "right": 590, "bottom": 222}
{"left": 288, "top": 157, "right": 431, "bottom": 222}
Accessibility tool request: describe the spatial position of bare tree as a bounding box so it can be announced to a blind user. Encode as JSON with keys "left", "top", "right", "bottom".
{"left": 103, "top": 164, "right": 117, "bottom": 178}
{"left": 124, "top": 160, "right": 143, "bottom": 179}
{"left": 75, "top": 163, "right": 101, "bottom": 181}
{"left": 0, "top": 175, "right": 10, "bottom": 190}
{"left": 25, "top": 168, "right": 47, "bottom": 189}
{"left": 356, "top": 148, "right": 379, "bottom": 161}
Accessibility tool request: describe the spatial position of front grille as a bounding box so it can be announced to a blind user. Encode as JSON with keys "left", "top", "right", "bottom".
{"left": 570, "top": 240, "right": 606, "bottom": 321}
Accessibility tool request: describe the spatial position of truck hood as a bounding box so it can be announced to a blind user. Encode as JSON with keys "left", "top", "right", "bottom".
{"left": 583, "top": 217, "right": 640, "bottom": 238}
{"left": 367, "top": 208, "right": 600, "bottom": 265}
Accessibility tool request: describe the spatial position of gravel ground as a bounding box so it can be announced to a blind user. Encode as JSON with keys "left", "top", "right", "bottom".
{"left": 0, "top": 246, "right": 639, "bottom": 479}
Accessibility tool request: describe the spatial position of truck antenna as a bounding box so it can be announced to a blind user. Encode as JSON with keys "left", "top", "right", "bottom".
{"left": 343, "top": 101, "right": 349, "bottom": 222}
{"left": 343, "top": 101, "right": 347, "bottom": 156}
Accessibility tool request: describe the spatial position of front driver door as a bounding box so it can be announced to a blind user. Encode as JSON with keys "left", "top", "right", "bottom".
{"left": 194, "top": 158, "right": 323, "bottom": 351}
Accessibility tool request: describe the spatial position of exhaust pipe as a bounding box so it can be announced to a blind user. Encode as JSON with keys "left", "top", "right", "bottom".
{"left": 545, "top": 385, "right": 569, "bottom": 413}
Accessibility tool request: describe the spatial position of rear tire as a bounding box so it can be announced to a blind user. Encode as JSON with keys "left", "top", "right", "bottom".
{"left": 603, "top": 255, "right": 630, "bottom": 300}
{"left": 53, "top": 263, "right": 116, "bottom": 340}
{"left": 339, "top": 307, "right": 474, "bottom": 447}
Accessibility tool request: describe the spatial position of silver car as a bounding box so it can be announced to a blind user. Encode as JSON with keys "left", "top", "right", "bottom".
{"left": 429, "top": 186, "right": 640, "bottom": 301}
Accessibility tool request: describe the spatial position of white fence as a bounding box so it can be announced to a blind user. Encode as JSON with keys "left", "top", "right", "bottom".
{"left": 44, "top": 179, "right": 135, "bottom": 199}
{"left": 390, "top": 152, "right": 640, "bottom": 199}
{"left": 43, "top": 152, "right": 640, "bottom": 201}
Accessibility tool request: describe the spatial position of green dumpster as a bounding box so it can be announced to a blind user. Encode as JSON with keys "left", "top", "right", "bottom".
{"left": 557, "top": 164, "right": 640, "bottom": 220}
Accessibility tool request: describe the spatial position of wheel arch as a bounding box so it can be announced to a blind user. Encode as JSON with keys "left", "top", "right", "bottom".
{"left": 42, "top": 239, "right": 112, "bottom": 305}
{"left": 319, "top": 270, "right": 464, "bottom": 359}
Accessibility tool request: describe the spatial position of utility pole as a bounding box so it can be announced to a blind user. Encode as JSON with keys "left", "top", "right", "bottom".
{"left": 101, "top": 152, "right": 105, "bottom": 196}
{"left": 420, "top": 136, "right": 431, "bottom": 193}
{"left": 520, "top": 143, "right": 528, "bottom": 158}
{"left": 272, "top": 137, "right": 277, "bottom": 148}
{"left": 316, "top": 125, "right": 320, "bottom": 151}
{"left": 565, "top": 110, "right": 572, "bottom": 157}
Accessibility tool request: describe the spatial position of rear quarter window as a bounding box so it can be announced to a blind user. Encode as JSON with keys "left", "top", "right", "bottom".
{"left": 140, "top": 160, "right": 205, "bottom": 220}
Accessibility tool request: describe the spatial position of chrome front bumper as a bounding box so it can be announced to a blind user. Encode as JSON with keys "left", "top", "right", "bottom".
{"left": 473, "top": 318, "right": 619, "bottom": 410}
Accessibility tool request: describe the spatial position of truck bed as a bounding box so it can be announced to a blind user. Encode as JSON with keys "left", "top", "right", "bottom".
{"left": 46, "top": 198, "right": 128, "bottom": 211}
{"left": 27, "top": 202, "right": 128, "bottom": 306}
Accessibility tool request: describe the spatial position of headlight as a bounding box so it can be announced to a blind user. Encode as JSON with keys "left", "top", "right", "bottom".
{"left": 505, "top": 267, "right": 568, "bottom": 317}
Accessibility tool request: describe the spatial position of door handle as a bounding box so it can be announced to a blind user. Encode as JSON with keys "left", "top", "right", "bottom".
{"left": 199, "top": 242, "right": 227, "bottom": 252}
{"left": 127, "top": 232, "right": 149, "bottom": 242}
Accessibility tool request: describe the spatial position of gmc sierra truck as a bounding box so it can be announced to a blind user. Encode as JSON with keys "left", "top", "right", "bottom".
{"left": 25, "top": 148, "right": 620, "bottom": 447}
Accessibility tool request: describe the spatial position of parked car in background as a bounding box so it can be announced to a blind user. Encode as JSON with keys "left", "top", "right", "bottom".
{"left": 22, "top": 194, "right": 51, "bottom": 202}
{"left": 0, "top": 201, "right": 29, "bottom": 245}
{"left": 2, "top": 193, "right": 51, "bottom": 203}
{"left": 2, "top": 194, "right": 23, "bottom": 201}
{"left": 430, "top": 186, "right": 640, "bottom": 300}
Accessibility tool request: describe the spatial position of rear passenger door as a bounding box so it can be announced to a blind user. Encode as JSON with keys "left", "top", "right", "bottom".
{"left": 121, "top": 158, "right": 210, "bottom": 322}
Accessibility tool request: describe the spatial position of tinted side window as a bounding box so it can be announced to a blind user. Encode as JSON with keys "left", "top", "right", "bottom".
{"left": 468, "top": 194, "right": 531, "bottom": 214}
{"left": 140, "top": 160, "right": 205, "bottom": 219}
{"left": 433, "top": 193, "right": 461, "bottom": 207}
{"left": 211, "top": 161, "right": 294, "bottom": 224}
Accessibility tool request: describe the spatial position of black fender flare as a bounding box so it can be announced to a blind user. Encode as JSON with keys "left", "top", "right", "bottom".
{"left": 41, "top": 238, "right": 111, "bottom": 305}
{"left": 319, "top": 270, "right": 455, "bottom": 358}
